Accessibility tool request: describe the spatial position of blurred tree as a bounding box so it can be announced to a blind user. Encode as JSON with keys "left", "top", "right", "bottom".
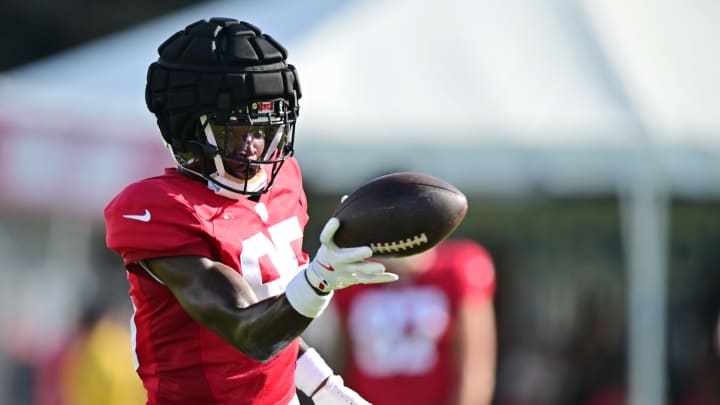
{"left": 0, "top": 0, "right": 208, "bottom": 70}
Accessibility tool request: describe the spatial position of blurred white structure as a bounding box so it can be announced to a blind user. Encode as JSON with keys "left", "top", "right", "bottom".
{"left": 2, "top": 0, "right": 718, "bottom": 201}
{"left": 0, "top": 0, "right": 718, "bottom": 404}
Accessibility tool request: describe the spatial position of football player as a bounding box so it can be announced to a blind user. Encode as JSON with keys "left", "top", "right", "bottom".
{"left": 104, "top": 18, "right": 397, "bottom": 405}
{"left": 314, "top": 239, "right": 497, "bottom": 405}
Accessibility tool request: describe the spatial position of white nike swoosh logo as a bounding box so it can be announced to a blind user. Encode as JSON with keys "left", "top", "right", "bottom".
{"left": 123, "top": 209, "right": 151, "bottom": 222}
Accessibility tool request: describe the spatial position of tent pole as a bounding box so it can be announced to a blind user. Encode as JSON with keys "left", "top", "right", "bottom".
{"left": 620, "top": 166, "right": 669, "bottom": 405}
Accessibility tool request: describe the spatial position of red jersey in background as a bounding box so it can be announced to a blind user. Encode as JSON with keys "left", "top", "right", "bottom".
{"left": 333, "top": 239, "right": 496, "bottom": 405}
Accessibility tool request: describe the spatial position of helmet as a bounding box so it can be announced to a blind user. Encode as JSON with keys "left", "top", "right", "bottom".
{"left": 145, "top": 17, "right": 301, "bottom": 197}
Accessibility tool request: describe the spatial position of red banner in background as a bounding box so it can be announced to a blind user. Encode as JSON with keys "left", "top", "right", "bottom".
{"left": 0, "top": 116, "right": 170, "bottom": 219}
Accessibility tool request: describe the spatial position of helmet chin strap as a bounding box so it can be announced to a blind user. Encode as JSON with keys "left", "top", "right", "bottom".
{"left": 208, "top": 168, "right": 268, "bottom": 200}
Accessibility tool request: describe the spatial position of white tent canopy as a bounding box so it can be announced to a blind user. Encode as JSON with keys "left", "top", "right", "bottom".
{"left": 290, "top": 0, "right": 720, "bottom": 195}
{"left": 1, "top": 0, "right": 718, "bottom": 198}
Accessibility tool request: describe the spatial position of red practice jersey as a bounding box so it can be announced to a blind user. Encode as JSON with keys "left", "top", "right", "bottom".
{"left": 104, "top": 159, "right": 309, "bottom": 405}
{"left": 333, "top": 239, "right": 496, "bottom": 405}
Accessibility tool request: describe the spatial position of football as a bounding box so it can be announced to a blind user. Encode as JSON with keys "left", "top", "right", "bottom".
{"left": 331, "top": 172, "right": 468, "bottom": 257}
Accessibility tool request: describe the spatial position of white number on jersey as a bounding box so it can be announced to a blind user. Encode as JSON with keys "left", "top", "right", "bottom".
{"left": 239, "top": 217, "right": 303, "bottom": 300}
{"left": 347, "top": 287, "right": 450, "bottom": 376}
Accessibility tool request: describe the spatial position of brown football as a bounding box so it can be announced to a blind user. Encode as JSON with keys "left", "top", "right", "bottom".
{"left": 331, "top": 172, "right": 468, "bottom": 257}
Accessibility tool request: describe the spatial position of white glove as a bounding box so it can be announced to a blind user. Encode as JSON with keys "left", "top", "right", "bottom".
{"left": 305, "top": 218, "right": 398, "bottom": 294}
{"left": 286, "top": 218, "right": 398, "bottom": 318}
{"left": 312, "top": 375, "right": 371, "bottom": 405}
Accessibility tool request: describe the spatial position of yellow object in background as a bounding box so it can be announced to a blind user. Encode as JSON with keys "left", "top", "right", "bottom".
{"left": 60, "top": 312, "right": 145, "bottom": 405}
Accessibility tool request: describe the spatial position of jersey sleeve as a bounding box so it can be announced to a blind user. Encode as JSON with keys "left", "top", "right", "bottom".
{"left": 284, "top": 157, "right": 310, "bottom": 268}
{"left": 104, "top": 179, "right": 214, "bottom": 267}
{"left": 444, "top": 239, "right": 497, "bottom": 301}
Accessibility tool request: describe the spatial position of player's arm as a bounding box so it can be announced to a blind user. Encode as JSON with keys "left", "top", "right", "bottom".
{"left": 140, "top": 255, "right": 311, "bottom": 362}
{"left": 295, "top": 338, "right": 370, "bottom": 405}
{"left": 454, "top": 297, "right": 497, "bottom": 405}
{"left": 141, "top": 217, "right": 397, "bottom": 363}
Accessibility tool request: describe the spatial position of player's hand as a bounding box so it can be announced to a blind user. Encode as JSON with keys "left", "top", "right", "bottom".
{"left": 286, "top": 218, "right": 398, "bottom": 318}
{"left": 305, "top": 218, "right": 398, "bottom": 293}
{"left": 312, "top": 375, "right": 371, "bottom": 405}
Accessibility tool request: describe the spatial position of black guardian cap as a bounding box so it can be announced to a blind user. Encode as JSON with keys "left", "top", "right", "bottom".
{"left": 145, "top": 17, "right": 302, "bottom": 196}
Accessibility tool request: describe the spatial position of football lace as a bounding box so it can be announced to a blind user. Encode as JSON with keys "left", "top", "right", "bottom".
{"left": 370, "top": 233, "right": 429, "bottom": 254}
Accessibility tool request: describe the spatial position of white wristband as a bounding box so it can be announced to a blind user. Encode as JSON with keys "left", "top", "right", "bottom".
{"left": 295, "top": 348, "right": 334, "bottom": 396}
{"left": 312, "top": 375, "right": 371, "bottom": 405}
{"left": 286, "top": 270, "right": 333, "bottom": 318}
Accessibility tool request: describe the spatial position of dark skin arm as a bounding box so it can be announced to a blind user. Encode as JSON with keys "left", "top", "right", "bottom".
{"left": 140, "top": 255, "right": 313, "bottom": 362}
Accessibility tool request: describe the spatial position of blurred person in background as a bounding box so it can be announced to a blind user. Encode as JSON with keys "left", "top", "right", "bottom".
{"left": 103, "top": 17, "right": 397, "bottom": 405}
{"left": 305, "top": 238, "right": 497, "bottom": 405}
{"left": 58, "top": 305, "right": 145, "bottom": 405}
{"left": 38, "top": 304, "right": 145, "bottom": 405}
{"left": 32, "top": 295, "right": 145, "bottom": 405}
